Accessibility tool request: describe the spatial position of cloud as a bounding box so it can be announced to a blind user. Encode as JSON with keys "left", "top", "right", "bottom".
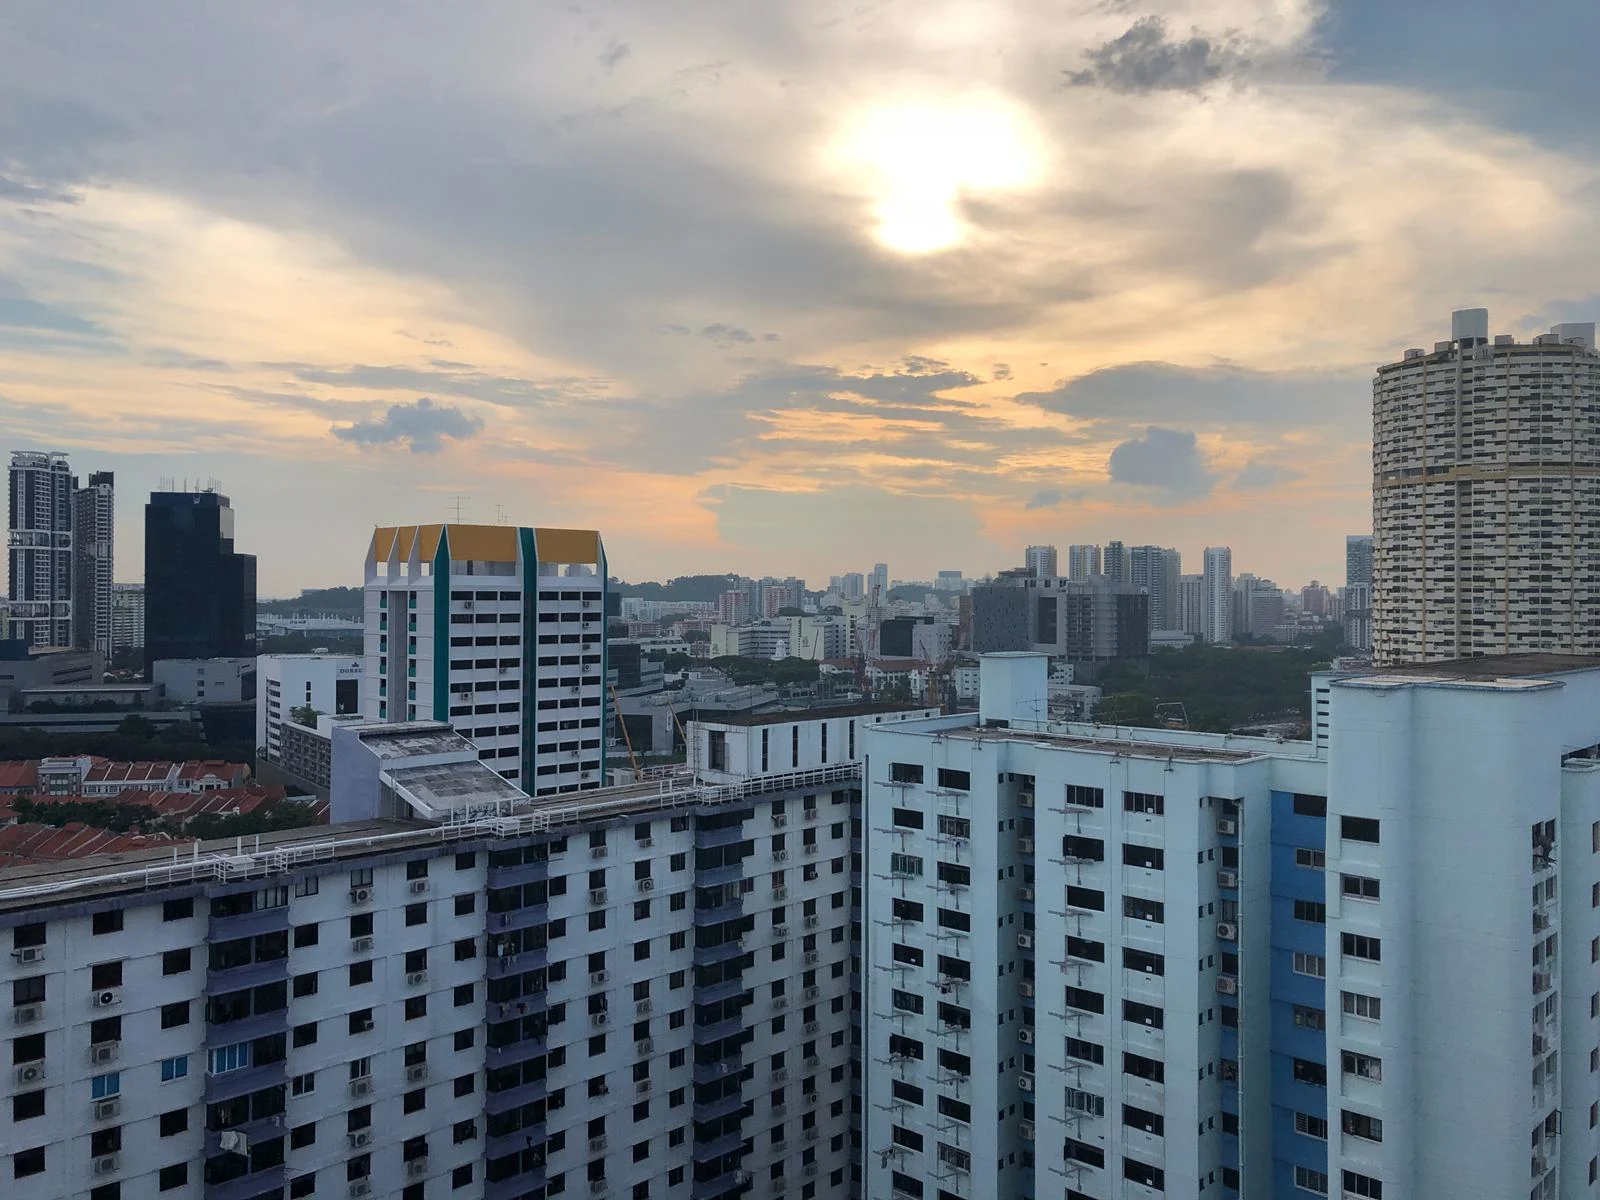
{"left": 1064, "top": 16, "right": 1251, "bottom": 94}
{"left": 283, "top": 362, "right": 598, "bottom": 408}
{"left": 1234, "top": 460, "right": 1302, "bottom": 489}
{"left": 1107, "top": 426, "right": 1216, "bottom": 497}
{"left": 699, "top": 323, "right": 755, "bottom": 347}
{"left": 331, "top": 396, "right": 484, "bottom": 453}
{"left": 1018, "top": 362, "right": 1365, "bottom": 427}
{"left": 1025, "top": 487, "right": 1087, "bottom": 510}
{"left": 992, "top": 363, "right": 1012, "bottom": 381}
{"left": 598, "top": 40, "right": 631, "bottom": 71}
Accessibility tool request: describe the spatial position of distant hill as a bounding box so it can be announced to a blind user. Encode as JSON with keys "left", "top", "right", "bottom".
{"left": 258, "top": 586, "right": 363, "bottom": 617}
{"left": 612, "top": 575, "right": 743, "bottom": 604}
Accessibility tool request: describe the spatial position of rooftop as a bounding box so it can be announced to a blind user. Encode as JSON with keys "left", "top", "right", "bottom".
{"left": 1337, "top": 654, "right": 1600, "bottom": 691}
{"left": 349, "top": 722, "right": 474, "bottom": 760}
{"left": 945, "top": 723, "right": 1265, "bottom": 762}
{"left": 698, "top": 703, "right": 938, "bottom": 727}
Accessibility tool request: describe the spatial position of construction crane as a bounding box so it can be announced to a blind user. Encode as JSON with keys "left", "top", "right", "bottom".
{"left": 609, "top": 684, "right": 641, "bottom": 777}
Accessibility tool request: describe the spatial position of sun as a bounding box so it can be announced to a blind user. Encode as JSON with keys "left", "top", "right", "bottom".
{"left": 834, "top": 92, "right": 1048, "bottom": 255}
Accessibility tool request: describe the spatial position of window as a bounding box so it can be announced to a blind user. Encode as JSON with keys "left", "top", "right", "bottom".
{"left": 159, "top": 1163, "right": 188, "bottom": 1191}
{"left": 1123, "top": 791, "right": 1163, "bottom": 815}
{"left": 1123, "top": 1000, "right": 1162, "bottom": 1028}
{"left": 291, "top": 1073, "right": 315, "bottom": 1096}
{"left": 1341, "top": 815, "right": 1380, "bottom": 843}
{"left": 1065, "top": 784, "right": 1104, "bottom": 808}
{"left": 1122, "top": 1051, "right": 1162, "bottom": 1082}
{"left": 162, "top": 898, "right": 193, "bottom": 922}
{"left": 1341, "top": 874, "right": 1380, "bottom": 900}
{"left": 1123, "top": 948, "right": 1163, "bottom": 976}
{"left": 1293, "top": 1111, "right": 1328, "bottom": 1139}
{"left": 160, "top": 1107, "right": 189, "bottom": 1136}
{"left": 1292, "top": 793, "right": 1327, "bottom": 817}
{"left": 1066, "top": 1038, "right": 1104, "bottom": 1065}
{"left": 91, "top": 1072, "right": 121, "bottom": 1098}
{"left": 1291, "top": 1058, "right": 1326, "bottom": 1087}
{"left": 12, "top": 1090, "right": 44, "bottom": 1120}
{"left": 1341, "top": 932, "right": 1381, "bottom": 962}
{"left": 1293, "top": 900, "right": 1326, "bottom": 924}
{"left": 1291, "top": 1005, "right": 1325, "bottom": 1031}
{"left": 1293, "top": 1165, "right": 1329, "bottom": 1194}
{"left": 160, "top": 1001, "right": 190, "bottom": 1029}
{"left": 350, "top": 961, "right": 373, "bottom": 986}
{"left": 162, "top": 948, "right": 191, "bottom": 975}
{"left": 891, "top": 808, "right": 925, "bottom": 831}
{"left": 294, "top": 923, "right": 319, "bottom": 948}
{"left": 889, "top": 853, "right": 923, "bottom": 877}
{"left": 1122, "top": 895, "right": 1163, "bottom": 923}
{"left": 209, "top": 1044, "right": 250, "bottom": 1075}
{"left": 92, "top": 910, "right": 124, "bottom": 935}
{"left": 405, "top": 903, "right": 428, "bottom": 926}
{"left": 1064, "top": 1087, "right": 1105, "bottom": 1117}
{"left": 160, "top": 1056, "right": 189, "bottom": 1082}
{"left": 1340, "top": 1110, "right": 1383, "bottom": 1142}
{"left": 1341, "top": 1051, "right": 1382, "bottom": 1082}
{"left": 1122, "top": 843, "right": 1162, "bottom": 870}
{"left": 1341, "top": 991, "right": 1381, "bottom": 1020}
{"left": 1066, "top": 885, "right": 1104, "bottom": 912}
{"left": 1342, "top": 1170, "right": 1384, "bottom": 1198}
{"left": 935, "top": 768, "right": 970, "bottom": 791}
{"left": 290, "top": 1123, "right": 316, "bottom": 1150}
{"left": 13, "top": 1147, "right": 45, "bottom": 1179}
{"left": 455, "top": 894, "right": 476, "bottom": 916}
{"left": 889, "top": 763, "right": 923, "bottom": 784}
{"left": 1292, "top": 952, "right": 1325, "bottom": 978}
{"left": 1294, "top": 848, "right": 1325, "bottom": 870}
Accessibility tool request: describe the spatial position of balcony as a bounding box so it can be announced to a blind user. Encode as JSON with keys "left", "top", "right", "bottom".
{"left": 207, "top": 904, "right": 290, "bottom": 939}
{"left": 205, "top": 957, "right": 289, "bottom": 993}
{"left": 692, "top": 975, "right": 746, "bottom": 1007}
{"left": 693, "top": 1089, "right": 746, "bottom": 1122}
{"left": 692, "top": 1014, "right": 746, "bottom": 1044}
{"left": 691, "top": 1128, "right": 746, "bottom": 1162}
{"left": 488, "top": 903, "right": 550, "bottom": 934}
{"left": 694, "top": 824, "right": 749, "bottom": 851}
{"left": 693, "top": 1057, "right": 744, "bottom": 1086}
{"left": 692, "top": 939, "right": 746, "bottom": 968}
{"left": 206, "top": 1167, "right": 287, "bottom": 1200}
{"left": 693, "top": 898, "right": 745, "bottom": 928}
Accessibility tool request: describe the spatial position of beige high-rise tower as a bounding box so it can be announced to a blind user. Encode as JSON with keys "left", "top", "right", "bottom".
{"left": 1373, "top": 308, "right": 1600, "bottom": 664}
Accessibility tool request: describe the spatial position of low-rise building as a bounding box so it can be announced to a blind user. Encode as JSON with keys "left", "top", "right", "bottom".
{"left": 152, "top": 657, "right": 257, "bottom": 704}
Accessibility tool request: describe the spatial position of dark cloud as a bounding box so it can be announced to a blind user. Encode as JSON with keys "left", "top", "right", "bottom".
{"left": 992, "top": 363, "right": 1012, "bottom": 381}
{"left": 598, "top": 40, "right": 631, "bottom": 71}
{"left": 1064, "top": 16, "right": 1249, "bottom": 94}
{"left": 0, "top": 172, "right": 79, "bottom": 205}
{"left": 1025, "top": 487, "right": 1079, "bottom": 510}
{"left": 331, "top": 396, "right": 484, "bottom": 453}
{"left": 1234, "top": 460, "right": 1301, "bottom": 489}
{"left": 1107, "top": 426, "right": 1216, "bottom": 497}
{"left": 1018, "top": 361, "right": 1364, "bottom": 427}
{"left": 700, "top": 323, "right": 755, "bottom": 347}
{"left": 147, "top": 347, "right": 231, "bottom": 371}
{"left": 280, "top": 362, "right": 601, "bottom": 408}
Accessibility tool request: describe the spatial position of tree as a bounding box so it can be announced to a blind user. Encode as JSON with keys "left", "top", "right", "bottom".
{"left": 290, "top": 705, "right": 321, "bottom": 728}
{"left": 117, "top": 714, "right": 158, "bottom": 739}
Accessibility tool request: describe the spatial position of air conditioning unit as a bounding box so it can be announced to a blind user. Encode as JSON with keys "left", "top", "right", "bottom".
{"left": 1217, "top": 818, "right": 1238, "bottom": 836}
{"left": 1018, "top": 837, "right": 1035, "bottom": 854}
{"left": 589, "top": 1136, "right": 608, "bottom": 1153}
{"left": 93, "top": 988, "right": 121, "bottom": 1008}
{"left": 12, "top": 946, "right": 43, "bottom": 964}
{"left": 803, "top": 915, "right": 819, "bottom": 929}
{"left": 804, "top": 1162, "right": 818, "bottom": 1176}
{"left": 773, "top": 815, "right": 788, "bottom": 828}
{"left": 1020, "top": 1119, "right": 1036, "bottom": 1142}
{"left": 773, "top": 887, "right": 789, "bottom": 902}
{"left": 635, "top": 999, "right": 653, "bottom": 1015}
{"left": 803, "top": 987, "right": 820, "bottom": 1001}
{"left": 406, "top": 1064, "right": 428, "bottom": 1083}
{"left": 804, "top": 1055, "right": 820, "bottom": 1070}
{"left": 772, "top": 1102, "right": 788, "bottom": 1118}
{"left": 803, "top": 844, "right": 819, "bottom": 856}
{"left": 1019, "top": 792, "right": 1035, "bottom": 809}
{"left": 409, "top": 880, "right": 429, "bottom": 895}
{"left": 590, "top": 1182, "right": 609, "bottom": 1196}
{"left": 1018, "top": 885, "right": 1035, "bottom": 902}
{"left": 350, "top": 887, "right": 373, "bottom": 904}
{"left": 1217, "top": 869, "right": 1238, "bottom": 888}
{"left": 349, "top": 1181, "right": 372, "bottom": 1199}
{"left": 773, "top": 1067, "right": 789, "bottom": 1083}
{"left": 773, "top": 850, "right": 790, "bottom": 862}
{"left": 1216, "top": 922, "right": 1238, "bottom": 941}
{"left": 1019, "top": 1027, "right": 1035, "bottom": 1045}
{"left": 636, "top": 1079, "right": 651, "bottom": 1095}
{"left": 352, "top": 936, "right": 374, "bottom": 953}
{"left": 803, "top": 809, "right": 818, "bottom": 822}
{"left": 1217, "top": 975, "right": 1238, "bottom": 996}
{"left": 406, "top": 1158, "right": 429, "bottom": 1178}
{"left": 804, "top": 1127, "right": 819, "bottom": 1142}
{"left": 93, "top": 1154, "right": 119, "bottom": 1176}
{"left": 773, "top": 996, "right": 789, "bottom": 1011}
{"left": 349, "top": 1130, "right": 373, "bottom": 1149}
{"left": 636, "top": 1039, "right": 653, "bottom": 1054}
{"left": 15, "top": 1062, "right": 43, "bottom": 1085}
{"left": 350, "top": 1078, "right": 373, "bottom": 1098}
{"left": 1018, "top": 1073, "right": 1034, "bottom": 1092}
{"left": 639, "top": 837, "right": 654, "bottom": 849}
{"left": 1017, "top": 933, "right": 1034, "bottom": 950}
{"left": 803, "top": 951, "right": 819, "bottom": 966}
{"left": 1019, "top": 981, "right": 1035, "bottom": 998}
{"left": 591, "top": 846, "right": 609, "bottom": 859}
{"left": 90, "top": 1042, "right": 117, "bottom": 1065}
{"left": 591, "top": 970, "right": 610, "bottom": 986}
{"left": 407, "top": 970, "right": 428, "bottom": 986}
{"left": 92, "top": 1098, "right": 120, "bottom": 1121}
{"left": 592, "top": 1012, "right": 608, "bottom": 1028}
{"left": 804, "top": 1021, "right": 820, "bottom": 1035}
{"left": 638, "top": 878, "right": 655, "bottom": 893}
{"left": 590, "top": 889, "right": 608, "bottom": 905}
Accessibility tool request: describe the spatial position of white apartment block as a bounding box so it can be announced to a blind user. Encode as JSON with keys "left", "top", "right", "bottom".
{"left": 258, "top": 653, "right": 364, "bottom": 761}
{"left": 1202, "top": 548, "right": 1232, "bottom": 645}
{"left": 110, "top": 584, "right": 144, "bottom": 653}
{"left": 862, "top": 651, "right": 1600, "bottom": 1200}
{"left": 0, "top": 703, "right": 934, "bottom": 1200}
{"left": 362, "top": 524, "right": 608, "bottom": 796}
{"left": 1373, "top": 308, "right": 1600, "bottom": 664}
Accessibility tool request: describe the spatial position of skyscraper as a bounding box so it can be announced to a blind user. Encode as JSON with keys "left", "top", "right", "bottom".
{"left": 72, "top": 470, "right": 114, "bottom": 659}
{"left": 1102, "top": 539, "right": 1131, "bottom": 585}
{"left": 362, "top": 523, "right": 608, "bottom": 793}
{"left": 1023, "top": 544, "right": 1057, "bottom": 579}
{"left": 1128, "top": 545, "right": 1181, "bottom": 631}
{"left": 1202, "top": 546, "right": 1233, "bottom": 644}
{"left": 870, "top": 561, "right": 889, "bottom": 600}
{"left": 143, "top": 489, "right": 257, "bottom": 676}
{"left": 1373, "top": 308, "right": 1600, "bottom": 663}
{"left": 110, "top": 582, "right": 144, "bottom": 656}
{"left": 1345, "top": 534, "right": 1373, "bottom": 587}
{"left": 7, "top": 450, "right": 74, "bottom": 647}
{"left": 1178, "top": 572, "right": 1204, "bottom": 636}
{"left": 1066, "top": 544, "right": 1101, "bottom": 582}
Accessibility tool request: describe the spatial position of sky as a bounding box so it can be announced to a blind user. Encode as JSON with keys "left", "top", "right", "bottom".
{"left": 3, "top": 1, "right": 1599, "bottom": 596}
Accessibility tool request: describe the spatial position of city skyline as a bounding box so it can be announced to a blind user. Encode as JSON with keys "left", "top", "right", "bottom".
{"left": 3, "top": 3, "right": 1598, "bottom": 593}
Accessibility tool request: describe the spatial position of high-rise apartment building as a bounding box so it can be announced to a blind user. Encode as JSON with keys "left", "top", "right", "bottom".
{"left": 1102, "top": 541, "right": 1131, "bottom": 586}
{"left": 1128, "top": 546, "right": 1181, "bottom": 632}
{"left": 840, "top": 574, "right": 866, "bottom": 601}
{"left": 7, "top": 451, "right": 74, "bottom": 647}
{"left": 361, "top": 524, "right": 608, "bottom": 795}
{"left": 72, "top": 471, "right": 115, "bottom": 659}
{"left": 110, "top": 583, "right": 145, "bottom": 656}
{"left": 1023, "top": 545, "right": 1057, "bottom": 580}
{"left": 1372, "top": 308, "right": 1600, "bottom": 664}
{"left": 862, "top": 651, "right": 1600, "bottom": 1200}
{"left": 870, "top": 564, "right": 889, "bottom": 601}
{"left": 144, "top": 490, "right": 257, "bottom": 677}
{"left": 1066, "top": 545, "right": 1101, "bottom": 583}
{"left": 1344, "top": 535, "right": 1372, "bottom": 588}
{"left": 1202, "top": 547, "right": 1232, "bottom": 644}
{"left": 1178, "top": 573, "right": 1204, "bottom": 638}
{"left": 257, "top": 653, "right": 364, "bottom": 763}
{"left": 969, "top": 577, "right": 1148, "bottom": 662}
{"left": 0, "top": 703, "right": 933, "bottom": 1200}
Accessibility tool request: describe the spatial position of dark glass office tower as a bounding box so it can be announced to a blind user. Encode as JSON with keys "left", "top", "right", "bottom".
{"left": 143, "top": 490, "right": 256, "bottom": 677}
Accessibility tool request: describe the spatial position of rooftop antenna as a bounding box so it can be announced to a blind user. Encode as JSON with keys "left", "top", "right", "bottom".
{"left": 448, "top": 495, "right": 471, "bottom": 523}
{"left": 495, "top": 504, "right": 509, "bottom": 525}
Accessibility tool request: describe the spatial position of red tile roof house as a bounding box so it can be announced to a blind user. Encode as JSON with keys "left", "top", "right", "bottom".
{"left": 0, "top": 761, "right": 38, "bottom": 797}
{"left": 23, "top": 757, "right": 254, "bottom": 799}
{"left": 0, "top": 822, "right": 194, "bottom": 865}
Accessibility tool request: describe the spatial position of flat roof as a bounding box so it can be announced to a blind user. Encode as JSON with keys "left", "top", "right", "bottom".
{"left": 1363, "top": 654, "right": 1600, "bottom": 679}
{"left": 352, "top": 722, "right": 472, "bottom": 759}
{"left": 699, "top": 703, "right": 938, "bottom": 727}
{"left": 945, "top": 724, "right": 1263, "bottom": 762}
